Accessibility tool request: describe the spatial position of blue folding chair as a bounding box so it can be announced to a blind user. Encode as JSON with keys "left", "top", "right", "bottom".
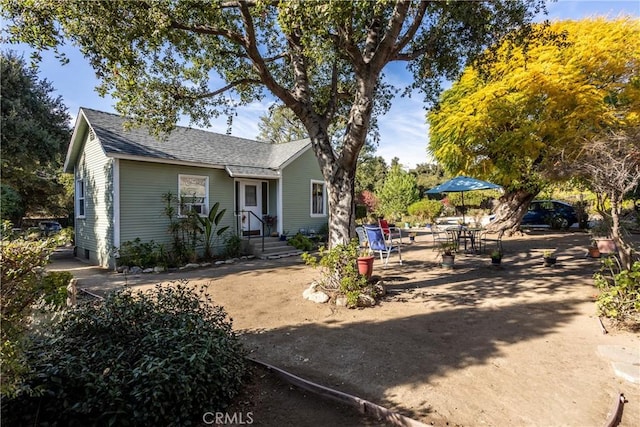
{"left": 364, "top": 225, "right": 402, "bottom": 267}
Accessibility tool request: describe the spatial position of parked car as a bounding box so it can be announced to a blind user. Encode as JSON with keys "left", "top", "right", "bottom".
{"left": 39, "top": 221, "right": 62, "bottom": 236}
{"left": 521, "top": 200, "right": 578, "bottom": 229}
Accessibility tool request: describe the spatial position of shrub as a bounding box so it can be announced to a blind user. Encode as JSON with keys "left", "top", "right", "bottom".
{"left": 408, "top": 199, "right": 443, "bottom": 223}
{"left": 0, "top": 237, "right": 57, "bottom": 396}
{"left": 117, "top": 238, "right": 158, "bottom": 268}
{"left": 288, "top": 233, "right": 314, "bottom": 251}
{"left": 38, "top": 271, "right": 73, "bottom": 308}
{"left": 223, "top": 232, "right": 243, "bottom": 258}
{"left": 2, "top": 282, "right": 247, "bottom": 426}
{"left": 302, "top": 239, "right": 369, "bottom": 307}
{"left": 593, "top": 257, "right": 640, "bottom": 329}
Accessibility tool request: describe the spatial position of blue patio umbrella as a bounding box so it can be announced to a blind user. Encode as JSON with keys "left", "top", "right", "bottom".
{"left": 425, "top": 176, "right": 501, "bottom": 224}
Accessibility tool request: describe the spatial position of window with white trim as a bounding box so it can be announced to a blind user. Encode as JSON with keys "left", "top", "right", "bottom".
{"left": 76, "top": 178, "right": 85, "bottom": 218}
{"left": 310, "top": 180, "right": 326, "bottom": 216}
{"left": 178, "top": 174, "right": 208, "bottom": 216}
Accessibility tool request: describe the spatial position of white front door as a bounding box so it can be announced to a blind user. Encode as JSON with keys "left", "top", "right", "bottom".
{"left": 239, "top": 181, "right": 262, "bottom": 235}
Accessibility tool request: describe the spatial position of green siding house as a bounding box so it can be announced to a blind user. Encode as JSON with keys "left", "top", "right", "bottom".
{"left": 64, "top": 108, "right": 328, "bottom": 268}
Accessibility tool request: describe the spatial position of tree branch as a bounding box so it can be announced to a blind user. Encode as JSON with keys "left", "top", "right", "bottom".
{"left": 392, "top": 1, "right": 428, "bottom": 57}
{"left": 173, "top": 78, "right": 262, "bottom": 100}
{"left": 169, "top": 21, "right": 245, "bottom": 45}
{"left": 370, "top": 0, "right": 411, "bottom": 70}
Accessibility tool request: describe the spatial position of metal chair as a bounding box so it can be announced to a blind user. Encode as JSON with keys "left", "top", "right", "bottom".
{"left": 355, "top": 226, "right": 368, "bottom": 252}
{"left": 479, "top": 229, "right": 504, "bottom": 253}
{"left": 378, "top": 218, "right": 403, "bottom": 244}
{"left": 364, "top": 225, "right": 402, "bottom": 267}
{"left": 429, "top": 225, "right": 450, "bottom": 250}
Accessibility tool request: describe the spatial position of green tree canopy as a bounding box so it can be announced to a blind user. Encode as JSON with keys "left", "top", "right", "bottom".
{"left": 0, "top": 51, "right": 71, "bottom": 224}
{"left": 428, "top": 18, "right": 640, "bottom": 232}
{"left": 377, "top": 164, "right": 419, "bottom": 220}
{"left": 1, "top": 0, "right": 546, "bottom": 244}
{"left": 256, "top": 104, "right": 308, "bottom": 144}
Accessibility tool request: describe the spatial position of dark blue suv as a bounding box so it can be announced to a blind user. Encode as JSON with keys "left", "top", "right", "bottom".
{"left": 521, "top": 200, "right": 578, "bottom": 229}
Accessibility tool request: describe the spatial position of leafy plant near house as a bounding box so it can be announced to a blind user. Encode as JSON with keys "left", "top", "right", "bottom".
{"left": 2, "top": 282, "right": 248, "bottom": 426}
{"left": 288, "top": 233, "right": 314, "bottom": 251}
{"left": 302, "top": 239, "right": 370, "bottom": 308}
{"left": 196, "top": 202, "right": 230, "bottom": 259}
{"left": 117, "top": 238, "right": 159, "bottom": 268}
{"left": 162, "top": 192, "right": 195, "bottom": 264}
{"left": 593, "top": 257, "right": 640, "bottom": 330}
{"left": 223, "top": 232, "right": 243, "bottom": 258}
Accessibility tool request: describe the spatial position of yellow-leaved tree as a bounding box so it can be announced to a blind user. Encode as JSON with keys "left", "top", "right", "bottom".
{"left": 428, "top": 18, "right": 640, "bottom": 233}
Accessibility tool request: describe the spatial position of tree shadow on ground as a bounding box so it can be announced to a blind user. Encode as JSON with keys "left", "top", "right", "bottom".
{"left": 240, "top": 298, "right": 583, "bottom": 421}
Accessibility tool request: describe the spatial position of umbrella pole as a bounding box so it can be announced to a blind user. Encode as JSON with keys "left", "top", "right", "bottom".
{"left": 461, "top": 192, "right": 465, "bottom": 225}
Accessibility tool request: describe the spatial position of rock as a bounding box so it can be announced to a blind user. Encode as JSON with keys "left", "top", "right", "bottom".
{"left": 373, "top": 281, "right": 386, "bottom": 297}
{"left": 302, "top": 283, "right": 329, "bottom": 303}
{"left": 129, "top": 266, "right": 143, "bottom": 274}
{"left": 225, "top": 259, "right": 235, "bottom": 264}
{"left": 357, "top": 294, "right": 376, "bottom": 307}
{"left": 184, "top": 263, "right": 200, "bottom": 269}
{"left": 335, "top": 295, "right": 348, "bottom": 307}
{"left": 116, "top": 265, "right": 128, "bottom": 273}
{"left": 142, "top": 268, "right": 154, "bottom": 274}
{"left": 200, "top": 262, "right": 211, "bottom": 268}
{"left": 215, "top": 260, "right": 225, "bottom": 265}
{"left": 153, "top": 266, "right": 165, "bottom": 273}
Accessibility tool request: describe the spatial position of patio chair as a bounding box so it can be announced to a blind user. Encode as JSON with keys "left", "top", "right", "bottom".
{"left": 429, "top": 225, "right": 450, "bottom": 250}
{"left": 378, "top": 218, "right": 403, "bottom": 244}
{"left": 479, "top": 229, "right": 504, "bottom": 254}
{"left": 364, "top": 225, "right": 402, "bottom": 267}
{"left": 355, "top": 226, "right": 369, "bottom": 252}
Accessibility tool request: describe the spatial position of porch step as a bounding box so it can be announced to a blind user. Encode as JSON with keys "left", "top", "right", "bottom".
{"left": 247, "top": 237, "right": 304, "bottom": 260}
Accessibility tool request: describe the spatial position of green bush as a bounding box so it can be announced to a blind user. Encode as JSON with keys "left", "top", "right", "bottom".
{"left": 223, "top": 232, "right": 243, "bottom": 258}
{"left": 302, "top": 239, "right": 369, "bottom": 307}
{"left": 2, "top": 282, "right": 247, "bottom": 426}
{"left": 0, "top": 237, "right": 57, "bottom": 396}
{"left": 38, "top": 271, "right": 73, "bottom": 308}
{"left": 288, "top": 233, "right": 314, "bottom": 251}
{"left": 117, "top": 238, "right": 158, "bottom": 268}
{"left": 594, "top": 258, "right": 640, "bottom": 329}
{"left": 408, "top": 199, "right": 443, "bottom": 223}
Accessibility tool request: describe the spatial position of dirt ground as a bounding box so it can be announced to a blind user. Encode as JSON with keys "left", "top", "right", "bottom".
{"left": 53, "top": 231, "right": 640, "bottom": 426}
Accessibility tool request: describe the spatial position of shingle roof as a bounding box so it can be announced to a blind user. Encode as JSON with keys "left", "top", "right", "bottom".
{"left": 78, "top": 108, "right": 311, "bottom": 173}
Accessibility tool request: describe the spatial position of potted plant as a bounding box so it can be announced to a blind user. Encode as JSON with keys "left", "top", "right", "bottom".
{"left": 439, "top": 242, "right": 456, "bottom": 269}
{"left": 490, "top": 249, "right": 502, "bottom": 265}
{"left": 589, "top": 221, "right": 616, "bottom": 254}
{"left": 408, "top": 232, "right": 417, "bottom": 243}
{"left": 279, "top": 230, "right": 288, "bottom": 241}
{"left": 357, "top": 245, "right": 375, "bottom": 280}
{"left": 542, "top": 249, "right": 557, "bottom": 267}
{"left": 587, "top": 240, "right": 601, "bottom": 258}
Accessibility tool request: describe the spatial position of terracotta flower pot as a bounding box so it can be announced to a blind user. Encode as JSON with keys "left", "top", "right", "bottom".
{"left": 595, "top": 238, "right": 616, "bottom": 254}
{"left": 357, "top": 256, "right": 375, "bottom": 279}
{"left": 588, "top": 246, "right": 601, "bottom": 258}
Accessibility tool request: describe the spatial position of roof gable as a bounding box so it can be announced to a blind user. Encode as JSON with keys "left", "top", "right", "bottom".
{"left": 65, "top": 108, "right": 311, "bottom": 174}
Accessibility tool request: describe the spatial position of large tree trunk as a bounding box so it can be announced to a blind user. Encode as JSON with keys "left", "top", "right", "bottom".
{"left": 610, "top": 194, "right": 634, "bottom": 270}
{"left": 485, "top": 189, "right": 538, "bottom": 235}
{"left": 326, "top": 167, "right": 357, "bottom": 246}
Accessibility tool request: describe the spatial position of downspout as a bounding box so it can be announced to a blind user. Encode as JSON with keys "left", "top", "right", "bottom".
{"left": 113, "top": 159, "right": 120, "bottom": 270}
{"left": 277, "top": 176, "right": 283, "bottom": 235}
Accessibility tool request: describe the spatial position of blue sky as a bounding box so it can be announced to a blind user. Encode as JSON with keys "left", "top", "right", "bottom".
{"left": 3, "top": 1, "right": 638, "bottom": 169}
